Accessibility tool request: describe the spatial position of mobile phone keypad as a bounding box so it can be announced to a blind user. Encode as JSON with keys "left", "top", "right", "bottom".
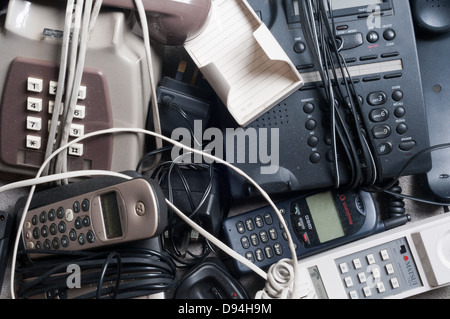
{"left": 24, "top": 198, "right": 96, "bottom": 252}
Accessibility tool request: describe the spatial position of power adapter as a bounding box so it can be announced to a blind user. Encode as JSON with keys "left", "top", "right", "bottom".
{"left": 174, "top": 257, "right": 249, "bottom": 299}
{"left": 147, "top": 60, "right": 218, "bottom": 139}
{"left": 159, "top": 165, "right": 227, "bottom": 238}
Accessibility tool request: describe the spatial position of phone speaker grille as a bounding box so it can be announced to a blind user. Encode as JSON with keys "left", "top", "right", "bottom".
{"left": 249, "top": 102, "right": 290, "bottom": 128}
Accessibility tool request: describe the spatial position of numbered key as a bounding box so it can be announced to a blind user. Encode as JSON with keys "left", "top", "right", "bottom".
{"left": 27, "top": 97, "right": 43, "bottom": 112}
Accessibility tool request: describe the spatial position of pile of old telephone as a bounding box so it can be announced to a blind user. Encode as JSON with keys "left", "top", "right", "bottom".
{"left": 0, "top": 0, "right": 449, "bottom": 301}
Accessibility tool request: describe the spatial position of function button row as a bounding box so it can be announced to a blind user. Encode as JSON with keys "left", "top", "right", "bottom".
{"left": 365, "top": 29, "right": 396, "bottom": 43}
{"left": 235, "top": 212, "right": 274, "bottom": 234}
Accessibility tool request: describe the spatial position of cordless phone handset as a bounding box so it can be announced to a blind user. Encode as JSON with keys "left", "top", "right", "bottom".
{"left": 16, "top": 172, "right": 167, "bottom": 258}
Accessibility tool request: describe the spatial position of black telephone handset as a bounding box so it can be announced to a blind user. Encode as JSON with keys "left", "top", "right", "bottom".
{"left": 412, "top": 0, "right": 450, "bottom": 200}
{"left": 410, "top": 0, "right": 450, "bottom": 33}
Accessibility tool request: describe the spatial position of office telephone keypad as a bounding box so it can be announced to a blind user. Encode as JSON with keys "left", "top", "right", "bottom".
{"left": 24, "top": 197, "right": 96, "bottom": 252}
{"left": 0, "top": 56, "right": 114, "bottom": 171}
{"left": 335, "top": 238, "right": 422, "bottom": 299}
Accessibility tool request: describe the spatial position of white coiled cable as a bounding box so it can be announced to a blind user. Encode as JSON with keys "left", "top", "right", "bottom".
{"left": 256, "top": 259, "right": 295, "bottom": 299}
{"left": 256, "top": 259, "right": 317, "bottom": 299}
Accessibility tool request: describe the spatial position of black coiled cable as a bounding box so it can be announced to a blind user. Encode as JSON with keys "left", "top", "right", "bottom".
{"left": 381, "top": 179, "right": 411, "bottom": 230}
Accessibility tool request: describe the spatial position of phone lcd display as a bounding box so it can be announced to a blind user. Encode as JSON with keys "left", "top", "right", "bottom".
{"left": 306, "top": 191, "right": 345, "bottom": 243}
{"left": 329, "top": 0, "right": 384, "bottom": 10}
{"left": 100, "top": 191, "right": 123, "bottom": 239}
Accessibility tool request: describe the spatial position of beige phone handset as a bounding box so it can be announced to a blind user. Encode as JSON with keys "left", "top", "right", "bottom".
{"left": 0, "top": 0, "right": 211, "bottom": 178}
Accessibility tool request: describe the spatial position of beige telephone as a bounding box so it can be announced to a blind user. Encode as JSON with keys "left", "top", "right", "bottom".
{"left": 0, "top": 0, "right": 212, "bottom": 177}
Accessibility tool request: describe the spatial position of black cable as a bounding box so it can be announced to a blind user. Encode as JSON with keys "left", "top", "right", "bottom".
{"left": 135, "top": 145, "right": 174, "bottom": 172}
{"left": 363, "top": 142, "right": 450, "bottom": 207}
{"left": 299, "top": 0, "right": 378, "bottom": 190}
{"left": 96, "top": 251, "right": 122, "bottom": 299}
{"left": 378, "top": 178, "right": 411, "bottom": 229}
{"left": 15, "top": 247, "right": 178, "bottom": 299}
{"left": 318, "top": 0, "right": 379, "bottom": 187}
{"left": 149, "top": 158, "right": 217, "bottom": 268}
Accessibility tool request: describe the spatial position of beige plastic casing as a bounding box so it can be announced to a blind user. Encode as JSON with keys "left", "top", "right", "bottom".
{"left": 101, "top": 0, "right": 212, "bottom": 45}
{"left": 23, "top": 178, "right": 165, "bottom": 252}
{"left": 0, "top": 0, "right": 162, "bottom": 176}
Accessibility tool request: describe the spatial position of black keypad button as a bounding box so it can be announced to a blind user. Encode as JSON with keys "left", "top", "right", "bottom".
{"left": 73, "top": 201, "right": 81, "bottom": 213}
{"left": 370, "top": 108, "right": 389, "bottom": 122}
{"left": 86, "top": 230, "right": 95, "bottom": 243}
{"left": 61, "top": 235, "right": 69, "bottom": 247}
{"left": 260, "top": 230, "right": 269, "bottom": 243}
{"left": 383, "top": 28, "right": 396, "bottom": 41}
{"left": 245, "top": 218, "right": 254, "bottom": 231}
{"left": 41, "top": 225, "right": 49, "bottom": 238}
{"left": 48, "top": 209, "right": 56, "bottom": 221}
{"left": 255, "top": 249, "right": 264, "bottom": 261}
{"left": 57, "top": 207, "right": 65, "bottom": 219}
{"left": 81, "top": 198, "right": 90, "bottom": 212}
{"left": 399, "top": 140, "right": 416, "bottom": 151}
{"left": 366, "top": 31, "right": 379, "bottom": 43}
{"left": 269, "top": 228, "right": 278, "bottom": 240}
{"left": 78, "top": 233, "right": 86, "bottom": 245}
{"left": 236, "top": 221, "right": 245, "bottom": 234}
{"left": 305, "top": 119, "right": 317, "bottom": 130}
{"left": 250, "top": 233, "right": 259, "bottom": 246}
{"left": 75, "top": 217, "right": 83, "bottom": 229}
{"left": 49, "top": 223, "right": 57, "bottom": 235}
{"left": 310, "top": 152, "right": 321, "bottom": 164}
{"left": 33, "top": 227, "right": 40, "bottom": 240}
{"left": 245, "top": 251, "right": 255, "bottom": 263}
{"left": 82, "top": 216, "right": 91, "bottom": 227}
{"left": 43, "top": 239, "right": 51, "bottom": 250}
{"left": 264, "top": 246, "right": 274, "bottom": 259}
{"left": 263, "top": 212, "right": 273, "bottom": 225}
{"left": 58, "top": 221, "right": 66, "bottom": 233}
{"left": 303, "top": 102, "right": 315, "bottom": 114}
{"left": 308, "top": 135, "right": 320, "bottom": 147}
{"left": 293, "top": 41, "right": 306, "bottom": 53}
{"left": 274, "top": 243, "right": 283, "bottom": 256}
{"left": 396, "top": 123, "right": 408, "bottom": 135}
{"left": 52, "top": 237, "right": 60, "bottom": 249}
{"left": 372, "top": 125, "right": 391, "bottom": 139}
{"left": 392, "top": 90, "right": 403, "bottom": 101}
{"left": 394, "top": 107, "right": 406, "bottom": 118}
{"left": 39, "top": 211, "right": 47, "bottom": 223}
{"left": 360, "top": 54, "right": 378, "bottom": 61}
{"left": 376, "top": 142, "right": 393, "bottom": 155}
{"left": 32, "top": 215, "right": 38, "bottom": 225}
{"left": 69, "top": 229, "right": 77, "bottom": 241}
{"left": 255, "top": 216, "right": 264, "bottom": 228}
{"left": 367, "top": 92, "right": 387, "bottom": 106}
{"left": 241, "top": 236, "right": 250, "bottom": 249}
